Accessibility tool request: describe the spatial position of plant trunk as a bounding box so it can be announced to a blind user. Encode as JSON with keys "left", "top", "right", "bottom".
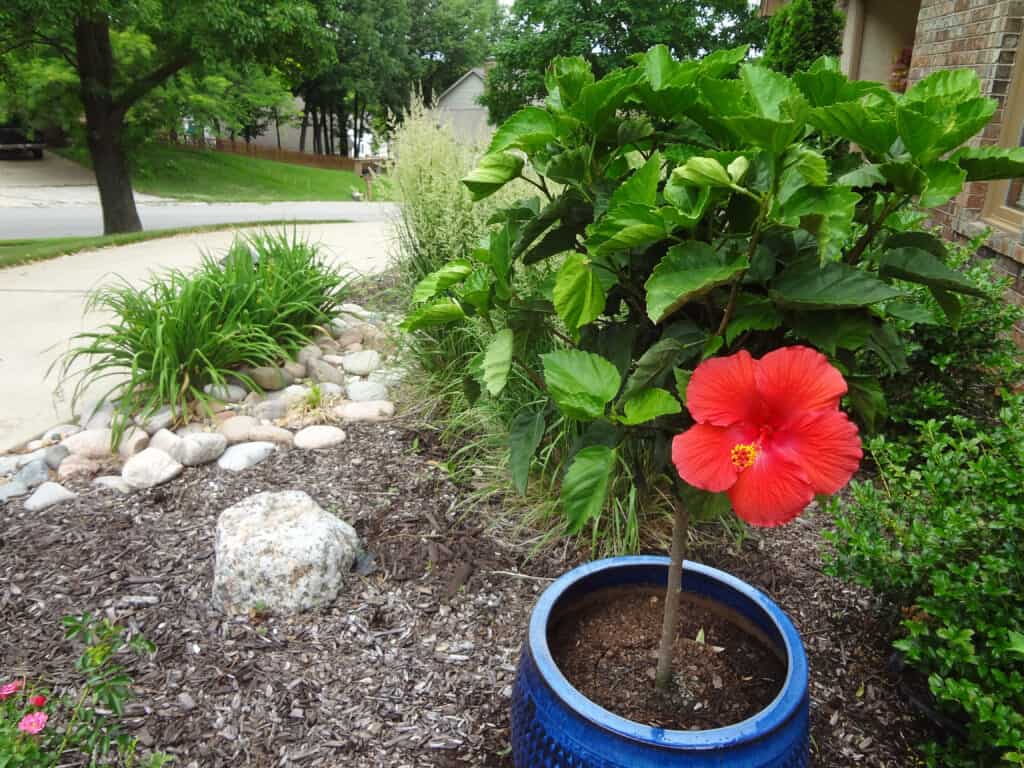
{"left": 655, "top": 499, "right": 690, "bottom": 691}
{"left": 337, "top": 106, "right": 349, "bottom": 157}
{"left": 299, "top": 103, "right": 309, "bottom": 152}
{"left": 274, "top": 108, "right": 282, "bottom": 150}
{"left": 74, "top": 16, "right": 143, "bottom": 235}
{"left": 312, "top": 107, "right": 321, "bottom": 154}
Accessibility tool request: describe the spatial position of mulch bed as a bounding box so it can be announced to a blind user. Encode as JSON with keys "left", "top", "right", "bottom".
{"left": 1, "top": 420, "right": 930, "bottom": 767}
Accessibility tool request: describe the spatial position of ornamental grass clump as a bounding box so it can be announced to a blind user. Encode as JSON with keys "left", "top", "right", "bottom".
{"left": 402, "top": 44, "right": 1024, "bottom": 704}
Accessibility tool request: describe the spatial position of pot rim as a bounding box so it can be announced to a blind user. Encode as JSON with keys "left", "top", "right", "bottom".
{"left": 528, "top": 555, "right": 808, "bottom": 750}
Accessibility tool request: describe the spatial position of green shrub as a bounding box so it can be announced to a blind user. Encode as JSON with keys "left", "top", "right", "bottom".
{"left": 763, "top": 0, "right": 844, "bottom": 75}
{"left": 404, "top": 48, "right": 1024, "bottom": 555}
{"left": 58, "top": 230, "right": 346, "bottom": 438}
{"left": 826, "top": 404, "right": 1024, "bottom": 767}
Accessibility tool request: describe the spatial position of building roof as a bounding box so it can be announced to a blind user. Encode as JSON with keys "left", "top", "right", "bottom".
{"left": 436, "top": 68, "right": 486, "bottom": 106}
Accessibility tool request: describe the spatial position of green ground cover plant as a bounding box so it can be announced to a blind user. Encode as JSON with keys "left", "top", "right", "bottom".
{"left": 404, "top": 48, "right": 1024, "bottom": 555}
{"left": 57, "top": 230, "right": 347, "bottom": 440}
{"left": 59, "top": 143, "right": 371, "bottom": 203}
{"left": 827, "top": 403, "right": 1024, "bottom": 767}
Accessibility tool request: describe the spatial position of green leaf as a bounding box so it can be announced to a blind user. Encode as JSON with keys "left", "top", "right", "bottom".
{"left": 741, "top": 63, "right": 805, "bottom": 121}
{"left": 884, "top": 231, "right": 948, "bottom": 261}
{"left": 482, "top": 329, "right": 514, "bottom": 396}
{"left": 509, "top": 408, "right": 545, "bottom": 495}
{"left": 561, "top": 445, "right": 616, "bottom": 534}
{"left": 808, "top": 101, "right": 897, "bottom": 157}
{"left": 411, "top": 260, "right": 473, "bottom": 304}
{"left": 585, "top": 203, "right": 669, "bottom": 256}
{"left": 896, "top": 96, "right": 996, "bottom": 163}
{"left": 400, "top": 300, "right": 467, "bottom": 331}
{"left": 619, "top": 388, "right": 682, "bottom": 425}
{"left": 541, "top": 350, "right": 621, "bottom": 420}
{"left": 879, "top": 161, "right": 927, "bottom": 196}
{"left": 545, "top": 56, "right": 595, "bottom": 108}
{"left": 673, "top": 368, "right": 692, "bottom": 403}
{"left": 463, "top": 152, "right": 525, "bottom": 201}
{"left": 726, "top": 296, "right": 783, "bottom": 344}
{"left": 699, "top": 45, "right": 749, "bottom": 78}
{"left": 645, "top": 242, "right": 746, "bottom": 324}
{"left": 904, "top": 69, "right": 982, "bottom": 104}
{"left": 553, "top": 254, "right": 606, "bottom": 330}
{"left": 787, "top": 310, "right": 876, "bottom": 354}
{"left": 488, "top": 107, "right": 558, "bottom": 153}
{"left": 523, "top": 225, "right": 580, "bottom": 265}
{"left": 545, "top": 147, "right": 589, "bottom": 185}
{"left": 919, "top": 160, "right": 967, "bottom": 208}
{"left": 618, "top": 118, "right": 655, "bottom": 146}
{"left": 663, "top": 178, "right": 711, "bottom": 227}
{"left": 456, "top": 269, "right": 493, "bottom": 314}
{"left": 950, "top": 145, "right": 1024, "bottom": 181}
{"left": 609, "top": 151, "right": 661, "bottom": 209}
{"left": 837, "top": 164, "right": 887, "bottom": 189}
{"left": 930, "top": 286, "right": 962, "bottom": 328}
{"left": 884, "top": 300, "right": 938, "bottom": 325}
{"left": 572, "top": 67, "right": 640, "bottom": 128}
{"left": 847, "top": 376, "right": 887, "bottom": 433}
{"left": 879, "top": 247, "right": 986, "bottom": 297}
{"left": 621, "top": 332, "right": 703, "bottom": 400}
{"left": 724, "top": 116, "right": 803, "bottom": 154}
{"left": 793, "top": 59, "right": 885, "bottom": 107}
{"left": 672, "top": 156, "right": 733, "bottom": 187}
{"left": 778, "top": 146, "right": 827, "bottom": 204}
{"left": 772, "top": 261, "right": 902, "bottom": 308}
{"left": 864, "top": 323, "right": 908, "bottom": 373}
{"left": 777, "top": 186, "right": 860, "bottom": 263}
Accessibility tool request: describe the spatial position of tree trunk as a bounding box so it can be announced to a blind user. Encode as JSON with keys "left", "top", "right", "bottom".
{"left": 74, "top": 16, "right": 143, "bottom": 234}
{"left": 328, "top": 110, "right": 335, "bottom": 156}
{"left": 352, "top": 94, "right": 361, "bottom": 159}
{"left": 337, "top": 107, "right": 349, "bottom": 158}
{"left": 655, "top": 499, "right": 690, "bottom": 691}
{"left": 312, "top": 107, "right": 321, "bottom": 154}
{"left": 274, "top": 108, "right": 282, "bottom": 150}
{"left": 299, "top": 103, "right": 309, "bottom": 152}
{"left": 321, "top": 107, "right": 330, "bottom": 156}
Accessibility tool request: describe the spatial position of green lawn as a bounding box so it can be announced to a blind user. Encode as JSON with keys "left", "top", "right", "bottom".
{"left": 59, "top": 142, "right": 376, "bottom": 203}
{"left": 0, "top": 220, "right": 346, "bottom": 269}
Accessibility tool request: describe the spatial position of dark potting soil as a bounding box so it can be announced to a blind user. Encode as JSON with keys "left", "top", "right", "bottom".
{"left": 550, "top": 586, "right": 786, "bottom": 731}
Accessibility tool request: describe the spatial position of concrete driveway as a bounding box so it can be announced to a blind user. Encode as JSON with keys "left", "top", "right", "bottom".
{"left": 0, "top": 220, "right": 395, "bottom": 451}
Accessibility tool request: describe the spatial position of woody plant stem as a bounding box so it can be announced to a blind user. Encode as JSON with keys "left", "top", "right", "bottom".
{"left": 655, "top": 497, "right": 690, "bottom": 690}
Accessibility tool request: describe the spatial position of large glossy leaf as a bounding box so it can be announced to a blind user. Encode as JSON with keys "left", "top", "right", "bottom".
{"left": 847, "top": 376, "right": 887, "bottom": 433}
{"left": 645, "top": 242, "right": 746, "bottom": 323}
{"left": 546, "top": 147, "right": 589, "bottom": 185}
{"left": 951, "top": 145, "right": 1024, "bottom": 181}
{"left": 545, "top": 56, "right": 594, "bottom": 109}
{"left": 778, "top": 146, "right": 827, "bottom": 204}
{"left": 930, "top": 286, "right": 962, "bottom": 328}
{"left": 837, "top": 164, "right": 887, "bottom": 189}
{"left": 672, "top": 156, "right": 733, "bottom": 187}
{"left": 541, "top": 350, "right": 621, "bottom": 420}
{"left": 741, "top": 64, "right": 806, "bottom": 121}
{"left": 488, "top": 107, "right": 558, "bottom": 154}
{"left": 411, "top": 260, "right": 473, "bottom": 304}
{"left": 919, "top": 160, "right": 967, "bottom": 208}
{"left": 771, "top": 261, "right": 902, "bottom": 308}
{"left": 904, "top": 68, "right": 982, "bottom": 104}
{"left": 777, "top": 186, "right": 860, "bottom": 262}
{"left": 663, "top": 178, "right": 711, "bottom": 228}
{"left": 553, "top": 254, "right": 606, "bottom": 330}
{"left": 572, "top": 68, "right": 641, "bottom": 129}
{"left": 787, "top": 310, "right": 876, "bottom": 354}
{"left": 456, "top": 269, "right": 493, "bottom": 314}
{"left": 400, "top": 300, "right": 466, "bottom": 331}
{"left": 463, "top": 152, "right": 524, "bottom": 201}
{"left": 561, "top": 445, "right": 616, "bottom": 534}
{"left": 619, "top": 388, "right": 682, "bottom": 425}
{"left": 808, "top": 102, "right": 897, "bottom": 156}
{"left": 725, "top": 296, "right": 782, "bottom": 344}
{"left": 896, "top": 97, "right": 996, "bottom": 163}
{"left": 609, "top": 151, "right": 661, "bottom": 209}
{"left": 879, "top": 247, "right": 985, "bottom": 297}
{"left": 482, "top": 329, "right": 514, "bottom": 396}
{"left": 724, "top": 116, "right": 802, "bottom": 154}
{"left": 621, "top": 331, "right": 703, "bottom": 400}
{"left": 585, "top": 203, "right": 668, "bottom": 255}
{"left": 793, "top": 57, "right": 886, "bottom": 107}
{"left": 699, "top": 45, "right": 749, "bottom": 78}
{"left": 509, "top": 408, "right": 546, "bottom": 494}
{"left": 523, "top": 225, "right": 580, "bottom": 265}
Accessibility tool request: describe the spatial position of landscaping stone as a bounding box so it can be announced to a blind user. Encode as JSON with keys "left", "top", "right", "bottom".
{"left": 329, "top": 317, "right": 353, "bottom": 338}
{"left": 293, "top": 425, "right": 346, "bottom": 450}
{"left": 217, "top": 442, "right": 276, "bottom": 472}
{"left": 118, "top": 427, "right": 150, "bottom": 459}
{"left": 175, "top": 423, "right": 207, "bottom": 437}
{"left": 318, "top": 382, "right": 344, "bottom": 398}
{"left": 249, "top": 366, "right": 294, "bottom": 391}
{"left": 219, "top": 416, "right": 258, "bottom": 444}
{"left": 308, "top": 359, "right": 346, "bottom": 386}
{"left": 212, "top": 490, "right": 359, "bottom": 614}
{"left": 346, "top": 379, "right": 389, "bottom": 402}
{"left": 335, "top": 327, "right": 364, "bottom": 348}
{"left": 339, "top": 302, "right": 374, "bottom": 322}
{"left": 248, "top": 425, "right": 294, "bottom": 446}
{"left": 63, "top": 429, "right": 113, "bottom": 459}
{"left": 175, "top": 433, "right": 228, "bottom": 466}
{"left": 282, "top": 360, "right": 307, "bottom": 379}
{"left": 340, "top": 350, "right": 381, "bottom": 376}
{"left": 16, "top": 459, "right": 50, "bottom": 490}
{"left": 93, "top": 475, "right": 132, "bottom": 495}
{"left": 296, "top": 344, "right": 322, "bottom": 367}
{"left": 26, "top": 439, "right": 45, "bottom": 451}
{"left": 0, "top": 479, "right": 28, "bottom": 503}
{"left": 80, "top": 402, "right": 115, "bottom": 430}
{"left": 58, "top": 455, "right": 100, "bottom": 482}
{"left": 343, "top": 342, "right": 364, "bottom": 353}
{"left": 43, "top": 424, "right": 80, "bottom": 443}
{"left": 0, "top": 455, "right": 20, "bottom": 475}
{"left": 137, "top": 406, "right": 175, "bottom": 434}
{"left": 361, "top": 325, "right": 390, "bottom": 353}
{"left": 122, "top": 448, "right": 183, "bottom": 489}
{"left": 252, "top": 399, "right": 289, "bottom": 421}
{"left": 44, "top": 445, "right": 70, "bottom": 470}
{"left": 316, "top": 337, "right": 341, "bottom": 355}
{"left": 24, "top": 482, "right": 76, "bottom": 512}
{"left": 334, "top": 400, "right": 395, "bottom": 422}
{"left": 150, "top": 429, "right": 182, "bottom": 455}
{"left": 322, "top": 354, "right": 346, "bottom": 366}
{"left": 203, "top": 383, "right": 247, "bottom": 404}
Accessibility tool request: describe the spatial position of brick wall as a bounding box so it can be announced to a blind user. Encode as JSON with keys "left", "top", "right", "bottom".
{"left": 910, "top": 0, "right": 1024, "bottom": 334}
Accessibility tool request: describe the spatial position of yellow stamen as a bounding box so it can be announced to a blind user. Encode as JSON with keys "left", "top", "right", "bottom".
{"left": 730, "top": 443, "right": 758, "bottom": 471}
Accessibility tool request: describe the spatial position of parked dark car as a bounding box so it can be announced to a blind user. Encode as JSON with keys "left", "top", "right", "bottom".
{"left": 0, "top": 122, "right": 44, "bottom": 159}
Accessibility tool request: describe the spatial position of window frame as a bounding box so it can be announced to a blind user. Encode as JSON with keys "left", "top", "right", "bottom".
{"left": 983, "top": 41, "right": 1024, "bottom": 233}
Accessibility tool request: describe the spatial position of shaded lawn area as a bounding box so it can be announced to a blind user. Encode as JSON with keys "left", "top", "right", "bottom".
{"left": 58, "top": 142, "right": 380, "bottom": 203}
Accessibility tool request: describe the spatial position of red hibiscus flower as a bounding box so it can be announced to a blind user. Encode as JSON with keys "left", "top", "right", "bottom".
{"left": 672, "top": 346, "right": 862, "bottom": 526}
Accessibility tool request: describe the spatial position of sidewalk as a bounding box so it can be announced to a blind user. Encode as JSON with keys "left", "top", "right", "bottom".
{"left": 0, "top": 220, "right": 395, "bottom": 451}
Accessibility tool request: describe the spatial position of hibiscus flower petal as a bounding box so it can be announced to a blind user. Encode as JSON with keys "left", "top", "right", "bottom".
{"left": 775, "top": 409, "right": 862, "bottom": 495}
{"left": 686, "top": 350, "right": 761, "bottom": 427}
{"left": 755, "top": 346, "right": 847, "bottom": 426}
{"left": 672, "top": 423, "right": 754, "bottom": 493}
{"left": 727, "top": 449, "right": 814, "bottom": 527}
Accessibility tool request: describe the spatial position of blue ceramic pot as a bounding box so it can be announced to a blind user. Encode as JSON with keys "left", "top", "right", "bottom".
{"left": 510, "top": 556, "right": 809, "bottom": 767}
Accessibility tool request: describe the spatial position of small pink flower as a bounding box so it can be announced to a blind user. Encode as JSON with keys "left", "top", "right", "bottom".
{"left": 29, "top": 695, "right": 47, "bottom": 707}
{"left": 17, "top": 711, "right": 48, "bottom": 734}
{"left": 0, "top": 680, "right": 23, "bottom": 699}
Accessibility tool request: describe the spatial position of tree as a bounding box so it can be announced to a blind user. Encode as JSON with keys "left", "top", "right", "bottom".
{"left": 479, "top": 0, "right": 768, "bottom": 123}
{"left": 409, "top": 0, "right": 500, "bottom": 105}
{"left": 762, "top": 0, "right": 845, "bottom": 75}
{"left": 0, "top": 1, "right": 334, "bottom": 233}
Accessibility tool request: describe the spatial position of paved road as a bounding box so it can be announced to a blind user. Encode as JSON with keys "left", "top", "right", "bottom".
{"left": 0, "top": 221, "right": 395, "bottom": 451}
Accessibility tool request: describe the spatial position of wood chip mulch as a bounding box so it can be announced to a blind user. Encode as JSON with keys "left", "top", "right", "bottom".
{"left": 1, "top": 421, "right": 930, "bottom": 767}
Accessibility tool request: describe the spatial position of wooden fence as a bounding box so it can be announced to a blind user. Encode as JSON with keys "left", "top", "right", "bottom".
{"left": 207, "top": 138, "right": 384, "bottom": 175}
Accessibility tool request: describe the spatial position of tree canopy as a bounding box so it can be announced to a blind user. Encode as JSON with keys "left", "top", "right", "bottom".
{"left": 762, "top": 0, "right": 845, "bottom": 75}
{"left": 479, "top": 0, "right": 768, "bottom": 123}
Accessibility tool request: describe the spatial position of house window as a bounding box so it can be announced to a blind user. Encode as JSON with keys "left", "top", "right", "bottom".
{"left": 984, "top": 44, "right": 1024, "bottom": 233}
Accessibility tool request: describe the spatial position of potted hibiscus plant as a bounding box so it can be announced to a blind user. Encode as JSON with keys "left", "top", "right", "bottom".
{"left": 403, "top": 45, "right": 1024, "bottom": 766}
